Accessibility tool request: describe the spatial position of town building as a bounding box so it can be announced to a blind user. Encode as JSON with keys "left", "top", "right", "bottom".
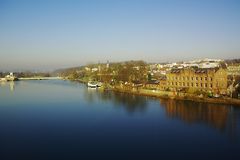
{"left": 145, "top": 80, "right": 160, "bottom": 90}
{"left": 164, "top": 67, "right": 228, "bottom": 94}
{"left": 227, "top": 64, "right": 240, "bottom": 75}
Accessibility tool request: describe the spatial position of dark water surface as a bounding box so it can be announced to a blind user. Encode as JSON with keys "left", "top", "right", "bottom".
{"left": 0, "top": 80, "right": 239, "bottom": 160}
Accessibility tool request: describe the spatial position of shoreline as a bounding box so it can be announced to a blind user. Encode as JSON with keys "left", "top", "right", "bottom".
{"left": 110, "top": 87, "right": 240, "bottom": 106}
{"left": 21, "top": 78, "right": 239, "bottom": 106}
{"left": 1, "top": 77, "right": 61, "bottom": 81}
{"left": 66, "top": 78, "right": 240, "bottom": 106}
{"left": 19, "top": 77, "right": 61, "bottom": 80}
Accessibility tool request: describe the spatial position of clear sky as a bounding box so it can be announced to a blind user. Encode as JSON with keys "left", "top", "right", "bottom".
{"left": 0, "top": 0, "right": 240, "bottom": 71}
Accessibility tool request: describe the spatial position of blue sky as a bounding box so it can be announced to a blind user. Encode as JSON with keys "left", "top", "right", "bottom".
{"left": 0, "top": 0, "right": 240, "bottom": 71}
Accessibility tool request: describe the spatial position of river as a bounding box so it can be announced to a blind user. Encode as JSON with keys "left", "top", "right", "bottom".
{"left": 0, "top": 80, "right": 239, "bottom": 160}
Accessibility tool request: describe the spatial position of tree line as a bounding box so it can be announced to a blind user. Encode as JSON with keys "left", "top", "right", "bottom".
{"left": 0, "top": 72, "right": 50, "bottom": 78}
{"left": 55, "top": 60, "right": 149, "bottom": 83}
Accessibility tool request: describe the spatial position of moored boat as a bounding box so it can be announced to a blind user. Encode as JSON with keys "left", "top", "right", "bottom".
{"left": 87, "top": 81, "right": 102, "bottom": 88}
{"left": 87, "top": 81, "right": 98, "bottom": 88}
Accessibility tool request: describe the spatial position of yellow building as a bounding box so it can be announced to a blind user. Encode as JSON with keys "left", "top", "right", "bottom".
{"left": 165, "top": 68, "right": 228, "bottom": 94}
{"left": 227, "top": 64, "right": 240, "bottom": 75}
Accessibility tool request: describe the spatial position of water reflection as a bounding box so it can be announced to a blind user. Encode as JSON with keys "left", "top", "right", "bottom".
{"left": 160, "top": 99, "right": 239, "bottom": 136}
{"left": 85, "top": 88, "right": 239, "bottom": 136}
{"left": 85, "top": 88, "right": 147, "bottom": 113}
{"left": 1, "top": 80, "right": 239, "bottom": 139}
{"left": 111, "top": 92, "right": 147, "bottom": 113}
{"left": 0, "top": 81, "right": 15, "bottom": 91}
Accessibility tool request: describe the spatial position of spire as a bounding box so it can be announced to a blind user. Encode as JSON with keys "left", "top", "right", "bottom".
{"left": 106, "top": 60, "right": 109, "bottom": 69}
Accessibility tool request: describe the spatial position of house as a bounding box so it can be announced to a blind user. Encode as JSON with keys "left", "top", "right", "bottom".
{"left": 4, "top": 72, "right": 18, "bottom": 81}
{"left": 145, "top": 80, "right": 160, "bottom": 90}
{"left": 165, "top": 67, "right": 228, "bottom": 94}
{"left": 159, "top": 76, "right": 167, "bottom": 90}
{"left": 227, "top": 64, "right": 240, "bottom": 75}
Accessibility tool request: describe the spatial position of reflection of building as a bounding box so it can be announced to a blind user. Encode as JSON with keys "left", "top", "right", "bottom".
{"left": 0, "top": 81, "right": 15, "bottom": 91}
{"left": 160, "top": 99, "right": 236, "bottom": 132}
{"left": 165, "top": 68, "right": 227, "bottom": 94}
{"left": 9, "top": 82, "right": 15, "bottom": 91}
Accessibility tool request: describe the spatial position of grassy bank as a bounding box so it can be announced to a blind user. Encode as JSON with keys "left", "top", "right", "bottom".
{"left": 64, "top": 78, "right": 240, "bottom": 106}
{"left": 19, "top": 77, "right": 61, "bottom": 80}
{"left": 111, "top": 86, "right": 240, "bottom": 106}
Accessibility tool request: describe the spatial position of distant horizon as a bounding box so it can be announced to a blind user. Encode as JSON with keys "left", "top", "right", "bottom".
{"left": 0, "top": 57, "right": 239, "bottom": 72}
{"left": 1, "top": 0, "right": 240, "bottom": 71}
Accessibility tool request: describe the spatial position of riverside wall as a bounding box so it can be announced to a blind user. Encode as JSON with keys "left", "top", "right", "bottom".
{"left": 112, "top": 86, "right": 240, "bottom": 106}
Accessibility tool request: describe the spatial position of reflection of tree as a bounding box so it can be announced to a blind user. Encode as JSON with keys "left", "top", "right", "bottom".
{"left": 111, "top": 92, "right": 147, "bottom": 113}
{"left": 83, "top": 87, "right": 238, "bottom": 136}
{"left": 160, "top": 99, "right": 238, "bottom": 133}
{"left": 84, "top": 88, "right": 147, "bottom": 113}
{"left": 83, "top": 88, "right": 99, "bottom": 104}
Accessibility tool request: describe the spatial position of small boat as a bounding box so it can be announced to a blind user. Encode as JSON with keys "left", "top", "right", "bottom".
{"left": 87, "top": 81, "right": 102, "bottom": 88}
{"left": 87, "top": 81, "right": 98, "bottom": 88}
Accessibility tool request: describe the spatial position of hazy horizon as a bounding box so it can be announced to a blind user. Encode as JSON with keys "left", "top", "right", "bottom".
{"left": 1, "top": 0, "right": 240, "bottom": 71}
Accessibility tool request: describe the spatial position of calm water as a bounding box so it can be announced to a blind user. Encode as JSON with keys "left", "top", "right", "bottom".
{"left": 0, "top": 80, "right": 240, "bottom": 160}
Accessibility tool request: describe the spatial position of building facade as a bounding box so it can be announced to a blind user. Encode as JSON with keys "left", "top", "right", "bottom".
{"left": 165, "top": 68, "right": 228, "bottom": 94}
{"left": 227, "top": 64, "right": 240, "bottom": 75}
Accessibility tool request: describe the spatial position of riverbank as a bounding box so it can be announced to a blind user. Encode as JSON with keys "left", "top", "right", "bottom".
{"left": 60, "top": 79, "right": 240, "bottom": 106}
{"left": 111, "top": 86, "right": 240, "bottom": 106}
{"left": 18, "top": 77, "right": 61, "bottom": 80}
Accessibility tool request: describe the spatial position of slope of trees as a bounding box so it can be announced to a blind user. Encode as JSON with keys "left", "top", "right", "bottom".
{"left": 0, "top": 72, "right": 50, "bottom": 78}
{"left": 55, "top": 60, "right": 148, "bottom": 83}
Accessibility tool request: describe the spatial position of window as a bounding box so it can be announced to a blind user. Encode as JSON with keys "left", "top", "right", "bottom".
{"left": 191, "top": 83, "right": 193, "bottom": 87}
{"left": 201, "top": 83, "right": 203, "bottom": 87}
{"left": 200, "top": 77, "right": 202, "bottom": 81}
{"left": 187, "top": 82, "right": 189, "bottom": 86}
{"left": 210, "top": 77, "right": 212, "bottom": 81}
{"left": 205, "top": 83, "right": 207, "bottom": 88}
{"left": 205, "top": 77, "right": 207, "bottom": 81}
{"left": 191, "top": 77, "right": 194, "bottom": 80}
{"left": 196, "top": 77, "right": 198, "bottom": 81}
{"left": 210, "top": 84, "right": 212, "bottom": 88}
{"left": 183, "top": 82, "right": 185, "bottom": 86}
{"left": 196, "top": 83, "right": 198, "bottom": 87}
